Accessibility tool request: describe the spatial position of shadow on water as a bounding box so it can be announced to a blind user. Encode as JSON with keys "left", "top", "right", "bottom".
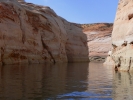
{"left": 0, "top": 63, "right": 67, "bottom": 100}
{"left": 0, "top": 62, "right": 133, "bottom": 100}
{"left": 0, "top": 63, "right": 89, "bottom": 100}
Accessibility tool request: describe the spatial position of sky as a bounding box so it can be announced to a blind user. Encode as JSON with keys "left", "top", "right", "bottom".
{"left": 25, "top": 0, "right": 119, "bottom": 24}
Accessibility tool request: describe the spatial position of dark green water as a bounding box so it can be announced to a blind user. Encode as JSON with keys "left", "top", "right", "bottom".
{"left": 0, "top": 62, "right": 133, "bottom": 100}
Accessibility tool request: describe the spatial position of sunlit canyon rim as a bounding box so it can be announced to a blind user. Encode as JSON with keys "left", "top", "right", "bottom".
{"left": 105, "top": 0, "right": 133, "bottom": 71}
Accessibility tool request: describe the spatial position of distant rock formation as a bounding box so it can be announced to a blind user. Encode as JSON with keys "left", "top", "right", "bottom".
{"left": 0, "top": 0, "right": 89, "bottom": 64}
{"left": 105, "top": 0, "right": 133, "bottom": 71}
{"left": 18, "top": 0, "right": 25, "bottom": 2}
{"left": 82, "top": 23, "right": 113, "bottom": 62}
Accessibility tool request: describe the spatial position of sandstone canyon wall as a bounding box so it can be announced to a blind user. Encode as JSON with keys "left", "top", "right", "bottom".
{"left": 0, "top": 0, "right": 89, "bottom": 64}
{"left": 106, "top": 0, "right": 133, "bottom": 71}
{"left": 82, "top": 23, "right": 113, "bottom": 62}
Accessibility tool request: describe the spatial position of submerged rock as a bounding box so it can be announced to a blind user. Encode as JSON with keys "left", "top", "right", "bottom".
{"left": 0, "top": 0, "right": 89, "bottom": 64}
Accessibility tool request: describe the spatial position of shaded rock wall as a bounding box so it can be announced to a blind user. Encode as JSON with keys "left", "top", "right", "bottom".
{"left": 64, "top": 21, "right": 89, "bottom": 62}
{"left": 0, "top": 0, "right": 89, "bottom": 64}
{"left": 107, "top": 0, "right": 133, "bottom": 71}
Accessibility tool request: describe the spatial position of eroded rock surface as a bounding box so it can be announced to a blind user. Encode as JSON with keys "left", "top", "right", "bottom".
{"left": 0, "top": 0, "right": 89, "bottom": 64}
{"left": 82, "top": 23, "right": 113, "bottom": 62}
{"left": 63, "top": 21, "right": 89, "bottom": 62}
{"left": 106, "top": 0, "right": 133, "bottom": 71}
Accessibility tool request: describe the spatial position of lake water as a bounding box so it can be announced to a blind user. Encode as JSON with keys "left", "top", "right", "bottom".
{"left": 0, "top": 62, "right": 133, "bottom": 100}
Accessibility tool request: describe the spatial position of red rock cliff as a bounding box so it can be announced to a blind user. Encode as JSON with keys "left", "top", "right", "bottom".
{"left": 0, "top": 0, "right": 89, "bottom": 64}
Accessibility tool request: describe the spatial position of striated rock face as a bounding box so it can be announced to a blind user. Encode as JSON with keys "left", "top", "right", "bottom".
{"left": 0, "top": 0, "right": 89, "bottom": 64}
{"left": 82, "top": 23, "right": 113, "bottom": 62}
{"left": 106, "top": 0, "right": 133, "bottom": 71}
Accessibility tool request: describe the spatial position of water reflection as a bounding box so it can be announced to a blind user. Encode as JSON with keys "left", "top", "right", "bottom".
{"left": 0, "top": 63, "right": 67, "bottom": 99}
{"left": 113, "top": 71, "right": 133, "bottom": 100}
{"left": 87, "top": 62, "right": 113, "bottom": 100}
{"left": 57, "top": 63, "right": 89, "bottom": 99}
{"left": 0, "top": 63, "right": 89, "bottom": 99}
{"left": 0, "top": 63, "right": 132, "bottom": 99}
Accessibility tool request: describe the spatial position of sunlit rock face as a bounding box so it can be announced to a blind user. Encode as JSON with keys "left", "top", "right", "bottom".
{"left": 0, "top": 0, "right": 89, "bottom": 64}
{"left": 107, "top": 0, "right": 133, "bottom": 71}
{"left": 82, "top": 23, "right": 113, "bottom": 62}
{"left": 112, "top": 0, "right": 133, "bottom": 45}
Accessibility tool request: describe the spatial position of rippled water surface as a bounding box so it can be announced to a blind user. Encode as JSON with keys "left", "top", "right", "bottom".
{"left": 0, "top": 62, "right": 133, "bottom": 100}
